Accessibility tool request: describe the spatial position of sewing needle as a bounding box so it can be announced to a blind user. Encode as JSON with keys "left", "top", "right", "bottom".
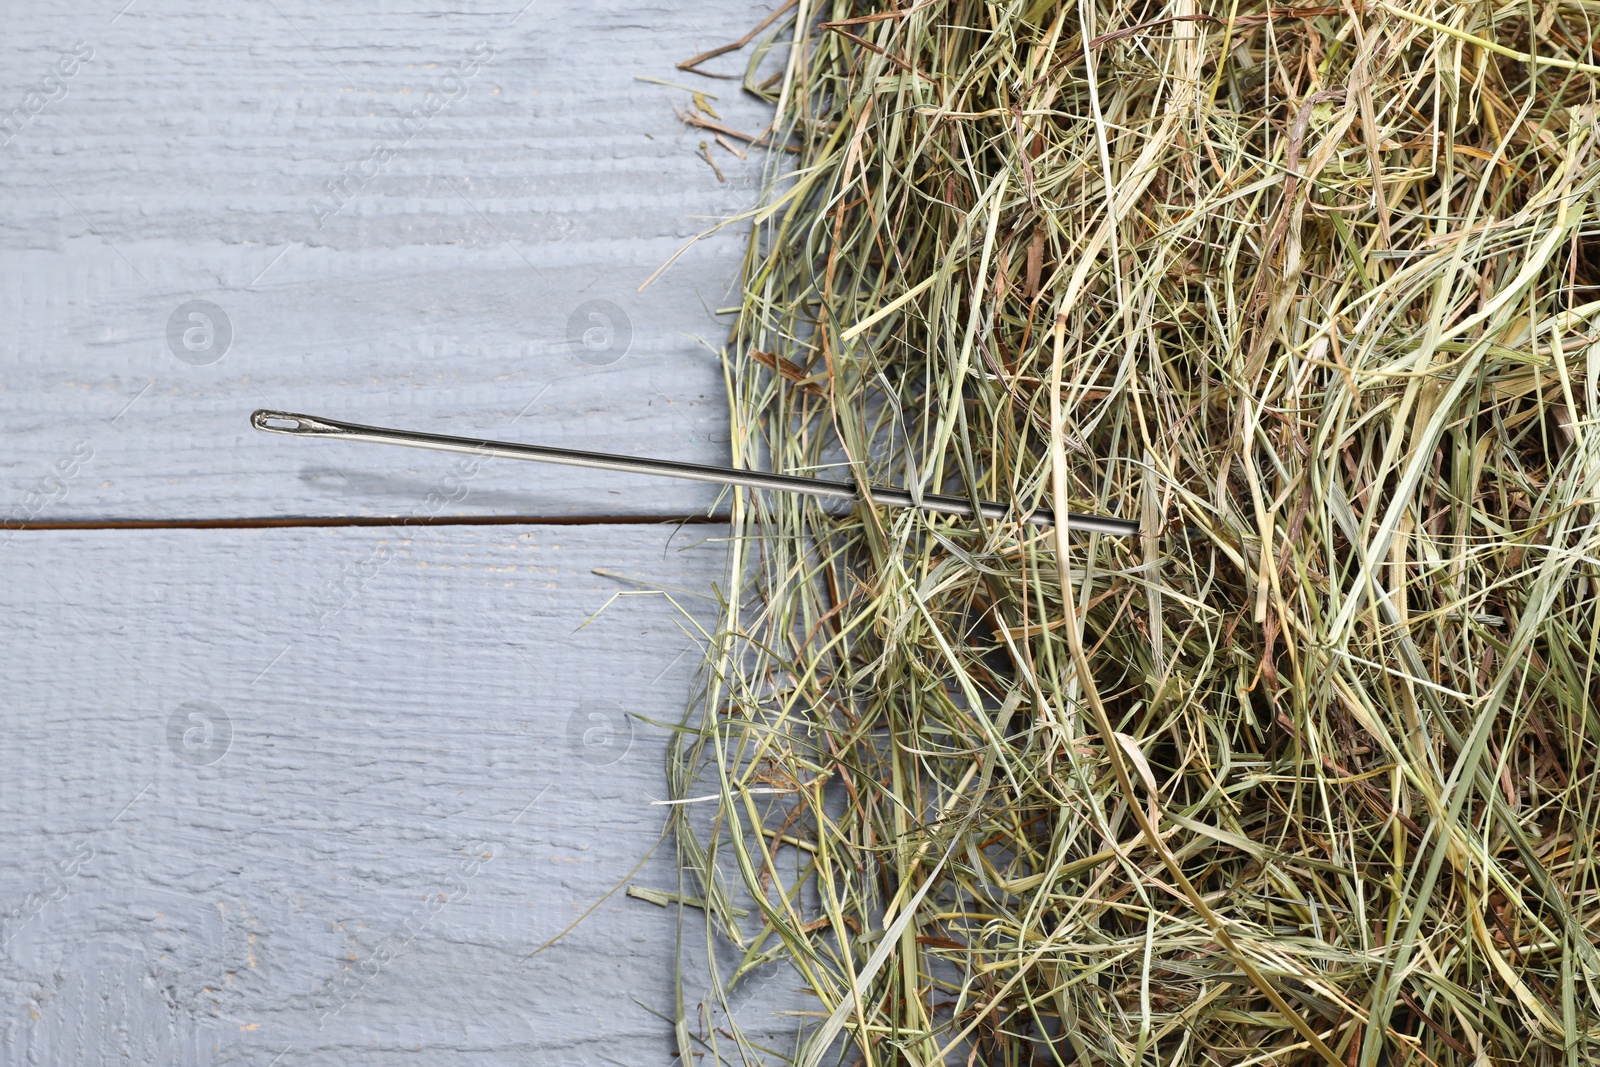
{"left": 251, "top": 409, "right": 1140, "bottom": 537}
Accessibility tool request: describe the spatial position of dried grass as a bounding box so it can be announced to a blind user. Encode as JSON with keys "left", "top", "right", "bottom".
{"left": 664, "top": 2, "right": 1600, "bottom": 1063}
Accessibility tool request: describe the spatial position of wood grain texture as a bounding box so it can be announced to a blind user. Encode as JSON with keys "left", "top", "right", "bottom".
{"left": 0, "top": 523, "right": 800, "bottom": 1064}
{"left": 0, "top": 0, "right": 777, "bottom": 522}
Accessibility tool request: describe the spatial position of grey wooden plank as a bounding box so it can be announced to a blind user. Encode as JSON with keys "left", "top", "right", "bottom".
{"left": 0, "top": 0, "right": 776, "bottom": 522}
{"left": 0, "top": 524, "right": 799, "bottom": 1064}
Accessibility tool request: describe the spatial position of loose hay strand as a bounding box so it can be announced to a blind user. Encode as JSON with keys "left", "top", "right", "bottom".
{"left": 668, "top": 1, "right": 1600, "bottom": 1064}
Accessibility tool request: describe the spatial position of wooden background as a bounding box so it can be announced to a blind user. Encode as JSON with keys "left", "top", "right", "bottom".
{"left": 1, "top": 1, "right": 791, "bottom": 1062}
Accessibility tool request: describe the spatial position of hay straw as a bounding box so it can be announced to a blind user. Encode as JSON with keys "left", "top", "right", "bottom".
{"left": 662, "top": 2, "right": 1600, "bottom": 1063}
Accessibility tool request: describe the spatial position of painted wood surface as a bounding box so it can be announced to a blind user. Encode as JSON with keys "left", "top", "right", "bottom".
{"left": 0, "top": 523, "right": 801, "bottom": 1064}
{"left": 1, "top": 0, "right": 777, "bottom": 523}
{"left": 1, "top": 3, "right": 794, "bottom": 1061}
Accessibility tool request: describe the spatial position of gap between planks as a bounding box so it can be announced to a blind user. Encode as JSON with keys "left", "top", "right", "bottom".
{"left": 5, "top": 513, "right": 731, "bottom": 532}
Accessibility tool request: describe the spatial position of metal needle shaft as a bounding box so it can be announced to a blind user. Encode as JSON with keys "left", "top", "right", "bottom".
{"left": 251, "top": 409, "right": 1141, "bottom": 537}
